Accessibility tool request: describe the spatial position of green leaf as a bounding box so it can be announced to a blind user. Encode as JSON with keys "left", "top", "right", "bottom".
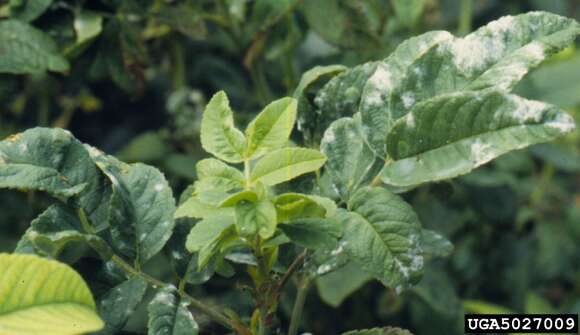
{"left": 117, "top": 131, "right": 167, "bottom": 163}
{"left": 0, "top": 254, "right": 104, "bottom": 335}
{"left": 0, "top": 128, "right": 111, "bottom": 232}
{"left": 175, "top": 195, "right": 223, "bottom": 219}
{"left": 186, "top": 214, "right": 234, "bottom": 253}
{"left": 388, "top": 12, "right": 580, "bottom": 121}
{"left": 251, "top": 147, "right": 326, "bottom": 186}
{"left": 421, "top": 229, "right": 453, "bottom": 258}
{"left": 245, "top": 97, "right": 297, "bottom": 159}
{"left": 316, "top": 261, "right": 371, "bottom": 307}
{"left": 220, "top": 190, "right": 259, "bottom": 207}
{"left": 359, "top": 31, "right": 453, "bottom": 157}
{"left": 338, "top": 187, "right": 423, "bottom": 291}
{"left": 235, "top": 200, "right": 277, "bottom": 238}
{"left": 279, "top": 218, "right": 341, "bottom": 249}
{"left": 194, "top": 158, "right": 244, "bottom": 193}
{"left": 200, "top": 91, "right": 246, "bottom": 163}
{"left": 74, "top": 11, "right": 103, "bottom": 45}
{"left": 380, "top": 91, "right": 576, "bottom": 187}
{"left": 27, "top": 203, "right": 112, "bottom": 259}
{"left": 0, "top": 20, "right": 69, "bottom": 74}
{"left": 320, "top": 115, "right": 383, "bottom": 200}
{"left": 294, "top": 65, "right": 348, "bottom": 144}
{"left": 8, "top": 0, "right": 52, "bottom": 22}
{"left": 98, "top": 161, "right": 176, "bottom": 264}
{"left": 342, "top": 327, "right": 414, "bottom": 335}
{"left": 315, "top": 62, "right": 380, "bottom": 134}
{"left": 95, "top": 277, "right": 148, "bottom": 335}
{"left": 274, "top": 193, "right": 337, "bottom": 222}
{"left": 148, "top": 286, "right": 199, "bottom": 335}
{"left": 391, "top": 0, "right": 426, "bottom": 28}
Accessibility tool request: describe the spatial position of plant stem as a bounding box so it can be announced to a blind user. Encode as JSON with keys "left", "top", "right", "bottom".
{"left": 76, "top": 210, "right": 250, "bottom": 334}
{"left": 458, "top": 0, "right": 473, "bottom": 35}
{"left": 244, "top": 159, "right": 251, "bottom": 189}
{"left": 288, "top": 276, "right": 311, "bottom": 335}
{"left": 278, "top": 250, "right": 307, "bottom": 293}
{"left": 111, "top": 255, "right": 249, "bottom": 333}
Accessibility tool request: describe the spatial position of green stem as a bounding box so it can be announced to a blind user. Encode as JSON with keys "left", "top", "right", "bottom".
{"left": 288, "top": 276, "right": 311, "bottom": 335}
{"left": 169, "top": 38, "right": 186, "bottom": 90}
{"left": 458, "top": 0, "right": 473, "bottom": 35}
{"left": 244, "top": 159, "right": 251, "bottom": 189}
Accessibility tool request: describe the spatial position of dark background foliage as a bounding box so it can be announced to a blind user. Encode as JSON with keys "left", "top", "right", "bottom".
{"left": 0, "top": 0, "right": 579, "bottom": 334}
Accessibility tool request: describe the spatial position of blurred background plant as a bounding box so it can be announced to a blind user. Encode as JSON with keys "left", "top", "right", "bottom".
{"left": 0, "top": 0, "right": 578, "bottom": 334}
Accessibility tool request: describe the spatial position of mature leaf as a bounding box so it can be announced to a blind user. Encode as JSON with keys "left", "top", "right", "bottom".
{"left": 175, "top": 195, "right": 224, "bottom": 219}
{"left": 421, "top": 229, "right": 453, "bottom": 258}
{"left": 320, "top": 116, "right": 383, "bottom": 200}
{"left": 8, "top": 0, "right": 52, "bottom": 22}
{"left": 0, "top": 128, "right": 110, "bottom": 231}
{"left": 342, "top": 327, "right": 414, "bottom": 335}
{"left": 95, "top": 277, "right": 148, "bottom": 335}
{"left": 245, "top": 97, "right": 297, "bottom": 159}
{"left": 148, "top": 286, "right": 199, "bottom": 335}
{"left": 220, "top": 190, "right": 259, "bottom": 207}
{"left": 200, "top": 91, "right": 246, "bottom": 163}
{"left": 339, "top": 187, "right": 423, "bottom": 290}
{"left": 274, "top": 193, "right": 337, "bottom": 222}
{"left": 293, "top": 65, "right": 347, "bottom": 143}
{"left": 0, "top": 20, "right": 69, "bottom": 74}
{"left": 315, "top": 62, "right": 380, "bottom": 133}
{"left": 359, "top": 31, "right": 453, "bottom": 156}
{"left": 235, "top": 200, "right": 277, "bottom": 238}
{"left": 0, "top": 254, "right": 103, "bottom": 335}
{"left": 279, "top": 218, "right": 341, "bottom": 249}
{"left": 250, "top": 148, "right": 326, "bottom": 186}
{"left": 380, "top": 91, "right": 576, "bottom": 187}
{"left": 316, "top": 261, "right": 372, "bottom": 307}
{"left": 74, "top": 11, "right": 103, "bottom": 45}
{"left": 194, "top": 158, "right": 244, "bottom": 193}
{"left": 389, "top": 12, "right": 580, "bottom": 121}
{"left": 98, "top": 160, "right": 175, "bottom": 264}
{"left": 27, "top": 203, "right": 112, "bottom": 259}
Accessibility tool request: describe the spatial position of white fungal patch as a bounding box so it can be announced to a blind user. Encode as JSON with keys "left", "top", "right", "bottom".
{"left": 511, "top": 97, "right": 545, "bottom": 122}
{"left": 19, "top": 143, "right": 28, "bottom": 153}
{"left": 322, "top": 128, "right": 336, "bottom": 143}
{"left": 547, "top": 114, "right": 576, "bottom": 133}
{"left": 525, "top": 42, "right": 545, "bottom": 60}
{"left": 154, "top": 183, "right": 164, "bottom": 192}
{"left": 363, "top": 65, "right": 393, "bottom": 107}
{"left": 401, "top": 92, "right": 416, "bottom": 109}
{"left": 485, "top": 15, "right": 516, "bottom": 34}
{"left": 153, "top": 291, "right": 174, "bottom": 305}
{"left": 406, "top": 114, "right": 416, "bottom": 128}
{"left": 470, "top": 139, "right": 494, "bottom": 163}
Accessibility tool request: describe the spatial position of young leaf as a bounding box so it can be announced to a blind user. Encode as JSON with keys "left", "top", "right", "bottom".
{"left": 321, "top": 116, "right": 383, "bottom": 201}
{"left": 359, "top": 31, "right": 453, "bottom": 157}
{"left": 98, "top": 161, "right": 176, "bottom": 264}
{"left": 0, "top": 254, "right": 104, "bottom": 335}
{"left": 250, "top": 147, "right": 326, "bottom": 186}
{"left": 95, "top": 277, "right": 148, "bottom": 335}
{"left": 274, "top": 193, "right": 337, "bottom": 222}
{"left": 279, "top": 218, "right": 341, "bottom": 249}
{"left": 235, "top": 200, "right": 277, "bottom": 238}
{"left": 0, "top": 128, "right": 111, "bottom": 232}
{"left": 186, "top": 214, "right": 234, "bottom": 253}
{"left": 245, "top": 97, "right": 297, "bottom": 159}
{"left": 148, "top": 286, "right": 199, "bottom": 335}
{"left": 200, "top": 91, "right": 246, "bottom": 163}
{"left": 380, "top": 91, "right": 576, "bottom": 187}
{"left": 194, "top": 158, "right": 244, "bottom": 193}
{"left": 338, "top": 187, "right": 423, "bottom": 291}
{"left": 220, "top": 190, "right": 259, "bottom": 207}
{"left": 175, "top": 196, "right": 223, "bottom": 219}
{"left": 0, "top": 20, "right": 69, "bottom": 74}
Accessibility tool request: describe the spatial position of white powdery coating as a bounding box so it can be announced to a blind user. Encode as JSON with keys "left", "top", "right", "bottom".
{"left": 401, "top": 92, "right": 416, "bottom": 109}
{"left": 470, "top": 139, "right": 494, "bottom": 163}
{"left": 547, "top": 114, "right": 576, "bottom": 133}
{"left": 322, "top": 127, "right": 336, "bottom": 143}
{"left": 364, "top": 65, "right": 393, "bottom": 106}
{"left": 406, "top": 113, "right": 416, "bottom": 128}
{"left": 153, "top": 290, "right": 175, "bottom": 305}
{"left": 486, "top": 15, "right": 516, "bottom": 34}
{"left": 511, "top": 97, "right": 546, "bottom": 122}
{"left": 526, "top": 41, "right": 545, "bottom": 60}
{"left": 154, "top": 183, "right": 164, "bottom": 192}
